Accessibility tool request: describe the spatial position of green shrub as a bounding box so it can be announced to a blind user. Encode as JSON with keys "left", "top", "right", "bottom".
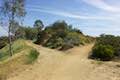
{"left": 44, "top": 35, "right": 64, "bottom": 49}
{"left": 65, "top": 32, "right": 81, "bottom": 46}
{"left": 94, "top": 34, "right": 120, "bottom": 57}
{"left": 0, "top": 36, "right": 8, "bottom": 49}
{"left": 34, "top": 31, "right": 48, "bottom": 44}
{"left": 26, "top": 49, "right": 39, "bottom": 64}
{"left": 60, "top": 43, "right": 74, "bottom": 50}
{"left": 35, "top": 20, "right": 94, "bottom": 50}
{"left": 92, "top": 45, "right": 114, "bottom": 61}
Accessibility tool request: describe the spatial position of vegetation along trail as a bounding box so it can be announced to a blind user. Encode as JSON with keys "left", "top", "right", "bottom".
{"left": 7, "top": 42, "right": 120, "bottom": 80}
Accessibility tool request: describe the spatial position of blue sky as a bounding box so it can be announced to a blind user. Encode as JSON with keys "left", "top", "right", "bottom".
{"left": 0, "top": 0, "right": 120, "bottom": 36}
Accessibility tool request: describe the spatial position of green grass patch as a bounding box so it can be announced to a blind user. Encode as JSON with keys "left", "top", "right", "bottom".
{"left": 0, "top": 39, "right": 30, "bottom": 61}
{"left": 26, "top": 49, "right": 40, "bottom": 64}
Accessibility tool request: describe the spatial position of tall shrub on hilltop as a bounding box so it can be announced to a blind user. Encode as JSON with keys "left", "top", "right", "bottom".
{"left": 35, "top": 20, "right": 89, "bottom": 50}
{"left": 34, "top": 20, "right": 44, "bottom": 43}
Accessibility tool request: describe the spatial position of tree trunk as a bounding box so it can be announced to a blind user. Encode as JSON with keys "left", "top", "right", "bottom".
{"left": 8, "top": 22, "right": 13, "bottom": 56}
{"left": 8, "top": 10, "right": 15, "bottom": 56}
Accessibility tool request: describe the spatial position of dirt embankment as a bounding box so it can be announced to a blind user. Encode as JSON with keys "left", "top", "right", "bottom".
{"left": 6, "top": 42, "right": 120, "bottom": 80}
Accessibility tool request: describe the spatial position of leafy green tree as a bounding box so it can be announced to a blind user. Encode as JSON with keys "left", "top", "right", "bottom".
{"left": 34, "top": 20, "right": 44, "bottom": 31}
{"left": 34, "top": 20, "right": 44, "bottom": 43}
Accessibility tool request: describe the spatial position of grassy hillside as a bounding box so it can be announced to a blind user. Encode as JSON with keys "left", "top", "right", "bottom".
{"left": 0, "top": 40, "right": 40, "bottom": 79}
{"left": 0, "top": 39, "right": 30, "bottom": 61}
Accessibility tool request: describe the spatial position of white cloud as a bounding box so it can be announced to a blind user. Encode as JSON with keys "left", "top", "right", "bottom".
{"left": 81, "top": 25, "right": 120, "bottom": 36}
{"left": 27, "top": 6, "right": 113, "bottom": 20}
{"left": 81, "top": 0, "right": 120, "bottom": 12}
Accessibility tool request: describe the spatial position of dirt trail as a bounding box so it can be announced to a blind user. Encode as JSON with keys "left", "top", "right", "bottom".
{"left": 7, "top": 42, "right": 120, "bottom": 80}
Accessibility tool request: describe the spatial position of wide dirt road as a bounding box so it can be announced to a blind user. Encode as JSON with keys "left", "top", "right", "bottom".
{"left": 7, "top": 42, "right": 120, "bottom": 80}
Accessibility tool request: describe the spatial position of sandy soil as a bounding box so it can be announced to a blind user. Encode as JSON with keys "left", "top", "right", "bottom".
{"left": 7, "top": 42, "right": 120, "bottom": 80}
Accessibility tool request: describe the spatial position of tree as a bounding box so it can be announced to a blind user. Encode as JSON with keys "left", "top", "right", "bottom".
{"left": 34, "top": 20, "right": 44, "bottom": 43}
{"left": 0, "top": 0, "right": 26, "bottom": 56}
{"left": 34, "top": 20, "right": 44, "bottom": 31}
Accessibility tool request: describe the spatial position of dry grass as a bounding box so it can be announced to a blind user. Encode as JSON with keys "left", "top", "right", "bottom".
{"left": 0, "top": 41, "right": 120, "bottom": 80}
{"left": 0, "top": 40, "right": 39, "bottom": 80}
{"left": 0, "top": 39, "right": 30, "bottom": 61}
{"left": 0, "top": 50, "right": 28, "bottom": 80}
{"left": 7, "top": 43, "right": 120, "bottom": 80}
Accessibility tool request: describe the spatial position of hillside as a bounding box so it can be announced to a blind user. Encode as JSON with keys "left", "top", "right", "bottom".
{"left": 3, "top": 41, "right": 120, "bottom": 80}
{"left": 0, "top": 40, "right": 39, "bottom": 80}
